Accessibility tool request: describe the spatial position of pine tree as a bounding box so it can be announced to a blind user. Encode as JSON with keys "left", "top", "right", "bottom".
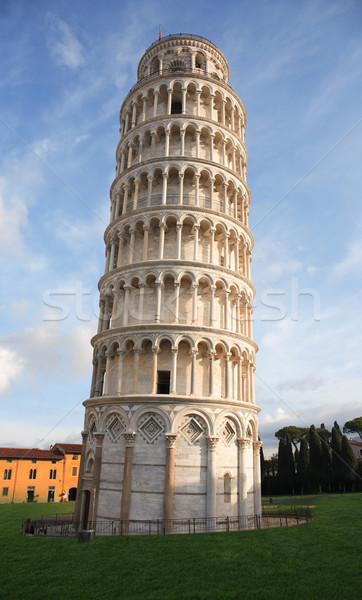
{"left": 277, "top": 438, "right": 287, "bottom": 494}
{"left": 331, "top": 424, "right": 343, "bottom": 491}
{"left": 321, "top": 437, "right": 332, "bottom": 492}
{"left": 309, "top": 425, "right": 322, "bottom": 493}
{"left": 297, "top": 437, "right": 310, "bottom": 494}
{"left": 285, "top": 434, "right": 296, "bottom": 494}
{"left": 340, "top": 435, "right": 357, "bottom": 491}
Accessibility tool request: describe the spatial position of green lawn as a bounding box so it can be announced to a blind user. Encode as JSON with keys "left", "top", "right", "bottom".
{"left": 1, "top": 495, "right": 361, "bottom": 599}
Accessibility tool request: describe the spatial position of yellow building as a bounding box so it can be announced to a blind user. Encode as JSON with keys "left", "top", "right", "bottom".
{"left": 0, "top": 443, "right": 81, "bottom": 503}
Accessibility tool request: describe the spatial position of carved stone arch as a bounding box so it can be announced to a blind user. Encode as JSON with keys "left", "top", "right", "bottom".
{"left": 85, "top": 449, "right": 95, "bottom": 473}
{"left": 215, "top": 410, "right": 242, "bottom": 443}
{"left": 129, "top": 406, "right": 171, "bottom": 438}
{"left": 159, "top": 269, "right": 178, "bottom": 284}
{"left": 120, "top": 335, "right": 137, "bottom": 352}
{"left": 99, "top": 406, "right": 128, "bottom": 433}
{"left": 85, "top": 409, "right": 98, "bottom": 432}
{"left": 244, "top": 416, "right": 258, "bottom": 441}
{"left": 172, "top": 407, "right": 213, "bottom": 436}
{"left": 154, "top": 333, "right": 175, "bottom": 349}
{"left": 176, "top": 269, "right": 196, "bottom": 284}
{"left": 175, "top": 333, "right": 195, "bottom": 349}
{"left": 179, "top": 212, "right": 197, "bottom": 226}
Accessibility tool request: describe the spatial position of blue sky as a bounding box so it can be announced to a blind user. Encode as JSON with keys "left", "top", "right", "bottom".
{"left": 1, "top": 0, "right": 361, "bottom": 456}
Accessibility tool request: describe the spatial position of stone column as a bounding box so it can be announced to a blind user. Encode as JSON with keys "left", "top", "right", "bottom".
{"left": 209, "top": 133, "right": 214, "bottom": 161}
{"left": 237, "top": 438, "right": 250, "bottom": 525}
{"left": 138, "top": 140, "right": 143, "bottom": 163}
{"left": 209, "top": 351, "right": 215, "bottom": 396}
{"left": 176, "top": 224, "right": 182, "bottom": 259}
{"left": 180, "top": 129, "right": 185, "bottom": 155}
{"left": 117, "top": 350, "right": 125, "bottom": 394}
{"left": 209, "top": 177, "right": 214, "bottom": 210}
{"left": 104, "top": 243, "right": 111, "bottom": 273}
{"left": 90, "top": 358, "right": 98, "bottom": 397}
{"left": 173, "top": 281, "right": 180, "bottom": 323}
{"left": 142, "top": 226, "right": 149, "bottom": 260}
{"left": 138, "top": 283, "right": 145, "bottom": 322}
{"left": 170, "top": 346, "right": 178, "bottom": 394}
{"left": 104, "top": 351, "right": 113, "bottom": 395}
{"left": 196, "top": 90, "right": 201, "bottom": 116}
{"left": 192, "top": 283, "right": 198, "bottom": 323}
{"left": 190, "top": 348, "right": 197, "bottom": 395}
{"left": 141, "top": 96, "right": 147, "bottom": 122}
{"left": 92, "top": 433, "right": 105, "bottom": 525}
{"left": 155, "top": 282, "right": 162, "bottom": 322}
{"left": 120, "top": 432, "right": 136, "bottom": 527}
{"left": 193, "top": 225, "right": 199, "bottom": 260}
{"left": 133, "top": 180, "right": 139, "bottom": 210}
{"left": 147, "top": 176, "right": 153, "bottom": 206}
{"left": 133, "top": 349, "right": 140, "bottom": 393}
{"left": 165, "top": 130, "right": 170, "bottom": 156}
{"left": 222, "top": 139, "right": 226, "bottom": 166}
{"left": 162, "top": 172, "right": 168, "bottom": 205}
{"left": 181, "top": 88, "right": 187, "bottom": 114}
{"left": 209, "top": 228, "right": 215, "bottom": 263}
{"left": 123, "top": 286, "right": 131, "bottom": 326}
{"left": 179, "top": 173, "right": 184, "bottom": 205}
{"left": 224, "top": 289, "right": 230, "bottom": 330}
{"left": 195, "top": 174, "right": 200, "bottom": 205}
{"left": 253, "top": 441, "right": 262, "bottom": 516}
{"left": 221, "top": 100, "right": 226, "bottom": 126}
{"left": 195, "top": 130, "right": 200, "bottom": 157}
{"left": 167, "top": 88, "right": 172, "bottom": 114}
{"left": 209, "top": 285, "right": 216, "bottom": 326}
{"left": 131, "top": 102, "right": 137, "bottom": 127}
{"left": 128, "top": 228, "right": 135, "bottom": 263}
{"left": 122, "top": 185, "right": 129, "bottom": 215}
{"left": 159, "top": 223, "right": 165, "bottom": 259}
{"left": 224, "top": 352, "right": 231, "bottom": 398}
{"left": 163, "top": 434, "right": 177, "bottom": 525}
{"left": 153, "top": 90, "right": 159, "bottom": 117}
{"left": 151, "top": 347, "right": 158, "bottom": 393}
{"left": 127, "top": 143, "right": 133, "bottom": 168}
{"left": 206, "top": 436, "right": 219, "bottom": 520}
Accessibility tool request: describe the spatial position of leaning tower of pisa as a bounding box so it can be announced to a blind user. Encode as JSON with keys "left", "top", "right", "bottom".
{"left": 75, "top": 34, "right": 261, "bottom": 531}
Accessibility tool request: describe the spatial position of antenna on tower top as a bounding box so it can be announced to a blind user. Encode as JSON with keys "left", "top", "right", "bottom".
{"left": 159, "top": 24, "right": 162, "bottom": 40}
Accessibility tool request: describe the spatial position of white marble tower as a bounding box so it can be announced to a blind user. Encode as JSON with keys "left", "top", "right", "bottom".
{"left": 75, "top": 33, "right": 261, "bottom": 531}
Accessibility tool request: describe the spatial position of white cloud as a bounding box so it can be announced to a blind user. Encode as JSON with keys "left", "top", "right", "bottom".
{"left": 0, "top": 177, "right": 27, "bottom": 256}
{"left": 333, "top": 240, "right": 362, "bottom": 277}
{"left": 276, "top": 375, "right": 323, "bottom": 392}
{"left": 10, "top": 300, "right": 30, "bottom": 320}
{"left": 262, "top": 407, "right": 289, "bottom": 425}
{"left": 0, "top": 347, "right": 24, "bottom": 395}
{"left": 46, "top": 13, "right": 85, "bottom": 69}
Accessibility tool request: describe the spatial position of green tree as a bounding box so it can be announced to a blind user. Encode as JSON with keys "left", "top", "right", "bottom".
{"left": 275, "top": 426, "right": 308, "bottom": 450}
{"left": 340, "top": 435, "right": 357, "bottom": 491}
{"left": 343, "top": 417, "right": 362, "bottom": 440}
{"left": 331, "top": 424, "right": 343, "bottom": 491}
{"left": 277, "top": 438, "right": 287, "bottom": 494}
{"left": 285, "top": 434, "right": 296, "bottom": 494}
{"left": 321, "top": 437, "right": 332, "bottom": 492}
{"left": 297, "top": 436, "right": 310, "bottom": 494}
{"left": 309, "top": 425, "right": 322, "bottom": 493}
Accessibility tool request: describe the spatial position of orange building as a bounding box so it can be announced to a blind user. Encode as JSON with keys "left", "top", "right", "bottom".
{"left": 0, "top": 443, "right": 81, "bottom": 503}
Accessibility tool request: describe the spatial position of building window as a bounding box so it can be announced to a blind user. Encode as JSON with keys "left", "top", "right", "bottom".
{"left": 29, "top": 469, "right": 37, "bottom": 480}
{"left": 157, "top": 370, "right": 170, "bottom": 394}
{"left": 6, "top": 459, "right": 12, "bottom": 463}
{"left": 3, "top": 469, "right": 12, "bottom": 480}
{"left": 72, "top": 455, "right": 78, "bottom": 460}
{"left": 72, "top": 467, "right": 78, "bottom": 477}
{"left": 2, "top": 487, "right": 9, "bottom": 497}
{"left": 31, "top": 459, "right": 37, "bottom": 464}
{"left": 49, "top": 469, "right": 56, "bottom": 480}
{"left": 51, "top": 460, "right": 57, "bottom": 464}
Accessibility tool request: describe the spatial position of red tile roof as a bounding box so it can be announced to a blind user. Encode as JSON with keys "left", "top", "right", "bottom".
{"left": 0, "top": 447, "right": 61, "bottom": 460}
{"left": 52, "top": 443, "right": 82, "bottom": 454}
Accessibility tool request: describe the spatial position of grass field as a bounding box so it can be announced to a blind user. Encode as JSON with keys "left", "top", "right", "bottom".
{"left": 1, "top": 494, "right": 361, "bottom": 599}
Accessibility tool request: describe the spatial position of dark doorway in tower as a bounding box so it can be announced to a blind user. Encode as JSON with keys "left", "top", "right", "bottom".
{"left": 171, "top": 101, "right": 182, "bottom": 114}
{"left": 68, "top": 487, "right": 77, "bottom": 501}
{"left": 82, "top": 490, "right": 91, "bottom": 529}
{"left": 157, "top": 370, "right": 170, "bottom": 394}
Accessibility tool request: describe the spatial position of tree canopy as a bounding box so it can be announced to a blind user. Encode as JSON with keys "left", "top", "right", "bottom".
{"left": 343, "top": 417, "right": 362, "bottom": 440}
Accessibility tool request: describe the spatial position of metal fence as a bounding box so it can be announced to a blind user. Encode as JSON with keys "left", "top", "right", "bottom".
{"left": 23, "top": 509, "right": 311, "bottom": 538}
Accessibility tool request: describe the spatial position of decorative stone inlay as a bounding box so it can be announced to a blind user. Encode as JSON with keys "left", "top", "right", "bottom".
{"left": 138, "top": 413, "right": 165, "bottom": 444}
{"left": 218, "top": 419, "right": 236, "bottom": 445}
{"left": 89, "top": 421, "right": 97, "bottom": 445}
{"left": 107, "top": 415, "right": 126, "bottom": 442}
{"left": 179, "top": 415, "right": 205, "bottom": 445}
